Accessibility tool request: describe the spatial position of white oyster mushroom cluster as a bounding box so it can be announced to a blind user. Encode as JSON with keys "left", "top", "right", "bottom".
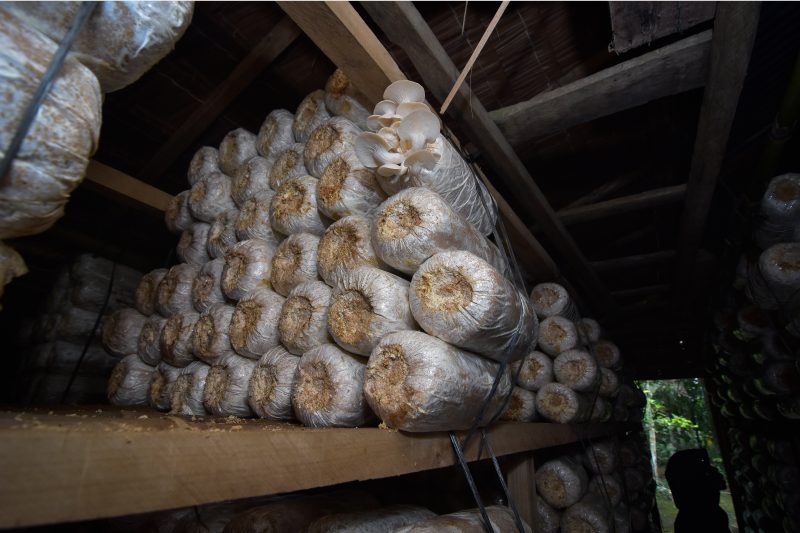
{"left": 354, "top": 80, "right": 498, "bottom": 235}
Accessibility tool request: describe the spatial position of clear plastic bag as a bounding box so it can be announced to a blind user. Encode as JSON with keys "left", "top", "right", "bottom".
{"left": 202, "top": 352, "right": 256, "bottom": 417}
{"left": 235, "top": 190, "right": 280, "bottom": 246}
{"left": 156, "top": 263, "right": 198, "bottom": 317}
{"left": 160, "top": 311, "right": 199, "bottom": 368}
{"left": 206, "top": 209, "right": 240, "bottom": 260}
{"left": 535, "top": 457, "right": 589, "bottom": 509}
{"left": 230, "top": 287, "right": 285, "bottom": 359}
{"left": 187, "top": 146, "right": 220, "bottom": 187}
{"left": 304, "top": 117, "right": 362, "bottom": 178}
{"left": 317, "top": 215, "right": 391, "bottom": 287}
{"left": 219, "top": 128, "right": 257, "bottom": 176}
{"left": 188, "top": 172, "right": 236, "bottom": 223}
{"left": 107, "top": 354, "right": 155, "bottom": 406}
{"left": 553, "top": 349, "right": 598, "bottom": 392}
{"left": 177, "top": 222, "right": 211, "bottom": 267}
{"left": 395, "top": 505, "right": 530, "bottom": 533}
{"left": 317, "top": 151, "right": 386, "bottom": 221}
{"left": 365, "top": 330, "right": 512, "bottom": 432}
{"left": 165, "top": 191, "right": 195, "bottom": 233}
{"left": 323, "top": 69, "right": 371, "bottom": 131}
{"left": 530, "top": 283, "right": 580, "bottom": 321}
{"left": 499, "top": 386, "right": 537, "bottom": 421}
{"left": 137, "top": 314, "right": 167, "bottom": 365}
{"left": 536, "top": 383, "right": 590, "bottom": 424}
{"left": 409, "top": 250, "right": 537, "bottom": 363}
{"left": 248, "top": 345, "right": 299, "bottom": 420}
{"left": 192, "top": 302, "right": 235, "bottom": 365}
{"left": 191, "top": 258, "right": 226, "bottom": 313}
{"left": 102, "top": 307, "right": 147, "bottom": 357}
{"left": 328, "top": 265, "right": 417, "bottom": 356}
{"left": 538, "top": 316, "right": 579, "bottom": 356}
{"left": 293, "top": 90, "right": 331, "bottom": 143}
{"left": 169, "top": 360, "right": 210, "bottom": 416}
{"left": 135, "top": 269, "right": 168, "bottom": 316}
{"left": 372, "top": 187, "right": 504, "bottom": 275}
{"left": 231, "top": 156, "right": 272, "bottom": 207}
{"left": 221, "top": 238, "right": 276, "bottom": 300}
{"left": 292, "top": 343, "right": 371, "bottom": 428}
{"left": 271, "top": 233, "right": 321, "bottom": 297}
{"left": 256, "top": 109, "right": 295, "bottom": 162}
{"left": 308, "top": 505, "right": 435, "bottom": 533}
{"left": 268, "top": 143, "right": 307, "bottom": 190}
{"left": 514, "top": 350, "right": 553, "bottom": 391}
{"left": 149, "top": 362, "right": 182, "bottom": 411}
{"left": 278, "top": 281, "right": 332, "bottom": 355}
{"left": 269, "top": 175, "right": 330, "bottom": 237}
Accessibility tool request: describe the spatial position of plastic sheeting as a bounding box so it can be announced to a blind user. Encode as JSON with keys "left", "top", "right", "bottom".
{"left": 317, "top": 215, "right": 389, "bottom": 287}
{"left": 317, "top": 151, "right": 386, "bottom": 221}
{"left": 365, "top": 330, "right": 512, "bottom": 432}
{"left": 248, "top": 345, "right": 299, "bottom": 420}
{"left": 304, "top": 117, "right": 362, "bottom": 178}
{"left": 229, "top": 287, "right": 285, "bottom": 359}
{"left": 102, "top": 307, "right": 147, "bottom": 357}
{"left": 0, "top": 9, "right": 101, "bottom": 239}
{"left": 409, "top": 250, "right": 537, "bottom": 363}
{"left": 328, "top": 265, "right": 417, "bottom": 356}
{"left": 372, "top": 187, "right": 504, "bottom": 275}
{"left": 221, "top": 238, "right": 276, "bottom": 300}
{"left": 107, "top": 354, "right": 155, "bottom": 406}
{"left": 269, "top": 175, "right": 330, "bottom": 237}
{"left": 278, "top": 281, "right": 332, "bottom": 355}
{"left": 292, "top": 343, "right": 371, "bottom": 428}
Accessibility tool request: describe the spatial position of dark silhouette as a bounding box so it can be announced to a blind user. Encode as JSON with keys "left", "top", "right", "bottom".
{"left": 665, "top": 449, "right": 731, "bottom": 533}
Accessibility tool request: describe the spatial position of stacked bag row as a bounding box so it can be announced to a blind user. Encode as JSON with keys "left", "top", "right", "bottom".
{"left": 524, "top": 282, "right": 646, "bottom": 425}
{"left": 16, "top": 254, "right": 140, "bottom": 403}
{"left": 104, "top": 73, "right": 546, "bottom": 432}
{"left": 534, "top": 433, "right": 660, "bottom": 533}
{"left": 0, "top": 3, "right": 194, "bottom": 304}
{"left": 108, "top": 489, "right": 530, "bottom": 533}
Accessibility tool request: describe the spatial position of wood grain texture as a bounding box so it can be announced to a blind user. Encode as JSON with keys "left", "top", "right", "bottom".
{"left": 557, "top": 184, "right": 687, "bottom": 226}
{"left": 591, "top": 250, "right": 676, "bottom": 272}
{"left": 490, "top": 30, "right": 713, "bottom": 146}
{"left": 84, "top": 160, "right": 173, "bottom": 212}
{"left": 506, "top": 453, "right": 537, "bottom": 532}
{"left": 0, "top": 407, "right": 618, "bottom": 528}
{"left": 362, "top": 1, "right": 616, "bottom": 315}
{"left": 674, "top": 3, "right": 760, "bottom": 300}
{"left": 138, "top": 17, "right": 301, "bottom": 182}
{"left": 278, "top": 2, "right": 405, "bottom": 104}
{"left": 609, "top": 2, "right": 716, "bottom": 53}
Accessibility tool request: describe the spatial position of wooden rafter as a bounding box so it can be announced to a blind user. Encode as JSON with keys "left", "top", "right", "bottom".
{"left": 360, "top": 1, "right": 616, "bottom": 314}
{"left": 138, "top": 17, "right": 301, "bottom": 182}
{"left": 591, "top": 250, "right": 676, "bottom": 272}
{"left": 280, "top": 1, "right": 563, "bottom": 287}
{"left": 557, "top": 184, "right": 686, "bottom": 226}
{"left": 674, "top": 3, "right": 761, "bottom": 302}
{"left": 84, "top": 160, "right": 173, "bottom": 213}
{"left": 490, "top": 30, "right": 713, "bottom": 146}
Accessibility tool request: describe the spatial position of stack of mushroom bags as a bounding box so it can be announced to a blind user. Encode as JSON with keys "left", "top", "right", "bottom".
{"left": 534, "top": 433, "right": 659, "bottom": 533}
{"left": 526, "top": 282, "right": 645, "bottom": 425}
{"left": 104, "top": 73, "right": 548, "bottom": 430}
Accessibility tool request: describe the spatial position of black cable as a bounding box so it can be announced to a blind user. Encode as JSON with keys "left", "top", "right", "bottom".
{"left": 60, "top": 261, "right": 116, "bottom": 403}
{"left": 450, "top": 432, "right": 496, "bottom": 533}
{"left": 480, "top": 429, "right": 527, "bottom": 533}
{"left": 0, "top": 1, "right": 97, "bottom": 184}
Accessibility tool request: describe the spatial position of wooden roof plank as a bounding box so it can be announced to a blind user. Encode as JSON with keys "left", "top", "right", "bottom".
{"left": 138, "top": 17, "right": 302, "bottom": 182}
{"left": 673, "top": 3, "right": 761, "bottom": 302}
{"left": 84, "top": 160, "right": 173, "bottom": 213}
{"left": 361, "top": 1, "right": 616, "bottom": 315}
{"left": 490, "top": 30, "right": 713, "bottom": 146}
{"left": 557, "top": 184, "right": 686, "bottom": 226}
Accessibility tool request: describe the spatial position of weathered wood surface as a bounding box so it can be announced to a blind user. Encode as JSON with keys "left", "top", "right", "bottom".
{"left": 558, "top": 184, "right": 686, "bottom": 225}
{"left": 609, "top": 1, "right": 716, "bottom": 54}
{"left": 490, "top": 30, "right": 713, "bottom": 145}
{"left": 0, "top": 407, "right": 618, "bottom": 528}
{"left": 84, "top": 160, "right": 173, "bottom": 213}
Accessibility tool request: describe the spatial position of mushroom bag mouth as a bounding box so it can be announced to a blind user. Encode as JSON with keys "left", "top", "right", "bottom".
{"left": 317, "top": 215, "right": 389, "bottom": 286}
{"left": 231, "top": 156, "right": 271, "bottom": 208}
{"left": 293, "top": 90, "right": 331, "bottom": 143}
{"left": 188, "top": 146, "right": 220, "bottom": 186}
{"left": 248, "top": 345, "right": 299, "bottom": 420}
{"left": 219, "top": 128, "right": 257, "bottom": 176}
{"left": 371, "top": 187, "right": 505, "bottom": 275}
{"left": 170, "top": 361, "right": 210, "bottom": 416}
{"left": 278, "top": 281, "right": 332, "bottom": 356}
{"left": 269, "top": 175, "right": 330, "bottom": 237}
{"left": 221, "top": 238, "right": 276, "bottom": 301}
{"left": 256, "top": 109, "right": 295, "bottom": 163}
{"left": 202, "top": 353, "right": 256, "bottom": 417}
{"left": 134, "top": 269, "right": 168, "bottom": 316}
{"left": 108, "top": 354, "right": 155, "bottom": 407}
{"left": 270, "top": 233, "right": 321, "bottom": 297}
{"left": 364, "top": 330, "right": 512, "bottom": 432}
{"left": 304, "top": 117, "right": 362, "bottom": 179}
{"left": 409, "top": 250, "right": 537, "bottom": 363}
{"left": 230, "top": 287, "right": 285, "bottom": 359}
{"left": 317, "top": 152, "right": 386, "bottom": 221}
{"left": 207, "top": 209, "right": 240, "bottom": 260}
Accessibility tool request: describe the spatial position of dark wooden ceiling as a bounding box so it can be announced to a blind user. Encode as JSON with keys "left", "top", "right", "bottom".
{"left": 3, "top": 1, "right": 800, "bottom": 380}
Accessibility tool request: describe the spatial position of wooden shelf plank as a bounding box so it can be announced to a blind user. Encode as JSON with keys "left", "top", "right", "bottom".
{"left": 0, "top": 407, "right": 619, "bottom": 528}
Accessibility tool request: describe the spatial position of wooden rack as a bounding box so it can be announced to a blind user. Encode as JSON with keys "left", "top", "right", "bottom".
{"left": 0, "top": 407, "right": 621, "bottom": 528}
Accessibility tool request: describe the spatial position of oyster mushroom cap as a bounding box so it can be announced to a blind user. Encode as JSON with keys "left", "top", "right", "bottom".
{"left": 397, "top": 109, "right": 441, "bottom": 151}
{"left": 384, "top": 79, "right": 425, "bottom": 104}
{"left": 355, "top": 132, "right": 405, "bottom": 168}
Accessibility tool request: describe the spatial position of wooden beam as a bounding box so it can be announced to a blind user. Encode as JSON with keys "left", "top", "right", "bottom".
{"left": 674, "top": 3, "right": 760, "bottom": 302}
{"left": 280, "top": 2, "right": 564, "bottom": 286}
{"left": 612, "top": 284, "right": 672, "bottom": 299}
{"left": 361, "top": 2, "right": 616, "bottom": 315}
{"left": 84, "top": 160, "right": 173, "bottom": 213}
{"left": 557, "top": 185, "right": 686, "bottom": 226}
{"left": 138, "top": 17, "right": 302, "bottom": 181}
{"left": 277, "top": 2, "right": 404, "bottom": 104}
{"left": 490, "top": 30, "right": 713, "bottom": 146}
{"left": 561, "top": 172, "right": 639, "bottom": 210}
{"left": 0, "top": 407, "right": 619, "bottom": 528}
{"left": 591, "top": 250, "right": 676, "bottom": 272}
{"left": 609, "top": 2, "right": 716, "bottom": 54}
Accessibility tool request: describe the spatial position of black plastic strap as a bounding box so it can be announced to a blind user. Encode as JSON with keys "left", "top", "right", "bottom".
{"left": 450, "top": 432, "right": 496, "bottom": 533}
{"left": 481, "top": 429, "right": 527, "bottom": 533}
{"left": 0, "top": 2, "right": 97, "bottom": 184}
{"left": 61, "top": 260, "right": 115, "bottom": 403}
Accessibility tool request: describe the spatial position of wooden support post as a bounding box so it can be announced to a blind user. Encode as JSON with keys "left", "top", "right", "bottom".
{"left": 84, "top": 160, "right": 173, "bottom": 213}
{"left": 361, "top": 1, "right": 616, "bottom": 315}
{"left": 674, "top": 3, "right": 760, "bottom": 304}
{"left": 561, "top": 172, "right": 640, "bottom": 210}
{"left": 490, "top": 30, "right": 713, "bottom": 145}
{"left": 138, "top": 17, "right": 301, "bottom": 181}
{"left": 280, "top": 1, "right": 563, "bottom": 286}
{"left": 506, "top": 453, "right": 537, "bottom": 531}
{"left": 557, "top": 185, "right": 686, "bottom": 226}
{"left": 591, "top": 250, "right": 676, "bottom": 272}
